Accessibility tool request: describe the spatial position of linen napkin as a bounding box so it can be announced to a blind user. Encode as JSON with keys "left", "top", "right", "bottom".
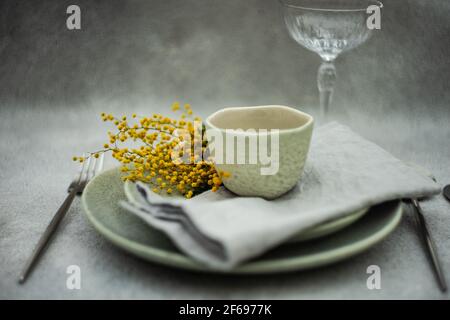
{"left": 120, "top": 122, "right": 440, "bottom": 269}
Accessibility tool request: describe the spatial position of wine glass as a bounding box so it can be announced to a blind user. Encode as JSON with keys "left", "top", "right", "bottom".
{"left": 280, "top": 0, "right": 383, "bottom": 119}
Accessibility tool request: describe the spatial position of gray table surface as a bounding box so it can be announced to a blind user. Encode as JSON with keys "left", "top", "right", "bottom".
{"left": 1, "top": 0, "right": 449, "bottom": 299}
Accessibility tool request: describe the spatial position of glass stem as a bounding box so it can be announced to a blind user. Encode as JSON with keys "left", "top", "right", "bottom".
{"left": 317, "top": 61, "right": 337, "bottom": 120}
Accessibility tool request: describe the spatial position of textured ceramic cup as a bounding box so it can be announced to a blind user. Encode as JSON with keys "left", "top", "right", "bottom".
{"left": 205, "top": 105, "right": 314, "bottom": 199}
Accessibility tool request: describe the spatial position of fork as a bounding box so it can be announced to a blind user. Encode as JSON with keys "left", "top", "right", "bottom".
{"left": 18, "top": 153, "right": 104, "bottom": 284}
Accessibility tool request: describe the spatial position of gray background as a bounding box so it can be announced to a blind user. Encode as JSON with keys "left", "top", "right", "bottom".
{"left": 0, "top": 0, "right": 449, "bottom": 299}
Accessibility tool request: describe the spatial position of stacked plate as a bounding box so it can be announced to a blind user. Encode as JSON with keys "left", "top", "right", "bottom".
{"left": 82, "top": 168, "right": 402, "bottom": 274}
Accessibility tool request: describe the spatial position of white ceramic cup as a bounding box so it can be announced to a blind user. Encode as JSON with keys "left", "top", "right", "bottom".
{"left": 205, "top": 105, "right": 314, "bottom": 199}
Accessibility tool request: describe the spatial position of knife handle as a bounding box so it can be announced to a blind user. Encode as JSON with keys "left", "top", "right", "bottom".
{"left": 411, "top": 199, "right": 447, "bottom": 293}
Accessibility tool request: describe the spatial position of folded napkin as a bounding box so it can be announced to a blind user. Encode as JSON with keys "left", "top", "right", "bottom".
{"left": 120, "top": 122, "right": 440, "bottom": 269}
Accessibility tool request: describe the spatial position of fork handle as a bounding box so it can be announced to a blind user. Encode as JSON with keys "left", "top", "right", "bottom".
{"left": 18, "top": 187, "right": 79, "bottom": 284}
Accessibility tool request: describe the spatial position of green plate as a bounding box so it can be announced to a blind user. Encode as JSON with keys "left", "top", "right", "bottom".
{"left": 287, "top": 207, "right": 367, "bottom": 242}
{"left": 123, "top": 180, "right": 369, "bottom": 244}
{"left": 82, "top": 168, "right": 403, "bottom": 274}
